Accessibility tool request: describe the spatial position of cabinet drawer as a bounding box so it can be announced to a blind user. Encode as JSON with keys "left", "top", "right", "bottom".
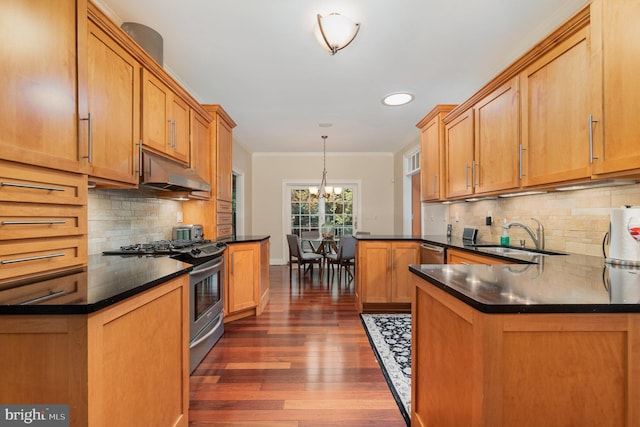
{"left": 0, "top": 237, "right": 88, "bottom": 284}
{"left": 217, "top": 200, "right": 232, "bottom": 214}
{"left": 0, "top": 271, "right": 87, "bottom": 305}
{"left": 0, "top": 160, "right": 87, "bottom": 205}
{"left": 217, "top": 213, "right": 232, "bottom": 225}
{"left": 1, "top": 204, "right": 87, "bottom": 240}
{"left": 217, "top": 224, "right": 233, "bottom": 238}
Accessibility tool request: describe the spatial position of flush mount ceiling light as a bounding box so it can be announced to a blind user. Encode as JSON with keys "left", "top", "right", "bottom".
{"left": 382, "top": 92, "right": 414, "bottom": 106}
{"left": 314, "top": 13, "right": 360, "bottom": 55}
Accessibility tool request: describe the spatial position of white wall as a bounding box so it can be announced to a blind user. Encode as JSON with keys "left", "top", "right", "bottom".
{"left": 232, "top": 141, "right": 253, "bottom": 235}
{"left": 252, "top": 152, "right": 394, "bottom": 264}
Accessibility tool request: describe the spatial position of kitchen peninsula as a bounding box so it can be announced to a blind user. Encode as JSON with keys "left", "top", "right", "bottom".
{"left": 0, "top": 255, "right": 193, "bottom": 426}
{"left": 409, "top": 237, "right": 640, "bottom": 427}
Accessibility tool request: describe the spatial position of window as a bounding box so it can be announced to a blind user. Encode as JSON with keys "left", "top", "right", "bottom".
{"left": 289, "top": 186, "right": 356, "bottom": 238}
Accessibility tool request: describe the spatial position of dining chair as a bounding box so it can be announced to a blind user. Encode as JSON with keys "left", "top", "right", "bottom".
{"left": 286, "top": 234, "right": 324, "bottom": 281}
{"left": 300, "top": 230, "right": 320, "bottom": 253}
{"left": 326, "top": 235, "right": 356, "bottom": 286}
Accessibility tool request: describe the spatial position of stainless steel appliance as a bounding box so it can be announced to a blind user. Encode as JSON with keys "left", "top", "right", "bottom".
{"left": 420, "top": 242, "right": 446, "bottom": 264}
{"left": 103, "top": 239, "right": 227, "bottom": 373}
{"left": 173, "top": 224, "right": 205, "bottom": 241}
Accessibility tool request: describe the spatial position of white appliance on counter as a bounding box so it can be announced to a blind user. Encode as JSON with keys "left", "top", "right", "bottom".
{"left": 605, "top": 206, "right": 640, "bottom": 266}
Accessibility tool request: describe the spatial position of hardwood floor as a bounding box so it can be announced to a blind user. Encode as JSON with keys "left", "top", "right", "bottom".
{"left": 189, "top": 265, "right": 407, "bottom": 426}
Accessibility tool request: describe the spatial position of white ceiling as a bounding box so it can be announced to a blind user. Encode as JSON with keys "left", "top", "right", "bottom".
{"left": 97, "top": 0, "right": 589, "bottom": 154}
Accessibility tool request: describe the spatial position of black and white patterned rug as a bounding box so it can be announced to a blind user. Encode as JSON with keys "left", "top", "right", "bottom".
{"left": 360, "top": 313, "right": 411, "bottom": 426}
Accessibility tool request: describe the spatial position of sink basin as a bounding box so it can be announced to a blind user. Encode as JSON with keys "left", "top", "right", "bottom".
{"left": 472, "top": 245, "right": 566, "bottom": 257}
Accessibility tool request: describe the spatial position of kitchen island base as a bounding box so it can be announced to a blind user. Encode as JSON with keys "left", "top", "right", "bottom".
{"left": 411, "top": 274, "right": 640, "bottom": 427}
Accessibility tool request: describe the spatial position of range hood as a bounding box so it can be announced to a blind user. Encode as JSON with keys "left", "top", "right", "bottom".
{"left": 140, "top": 150, "right": 211, "bottom": 193}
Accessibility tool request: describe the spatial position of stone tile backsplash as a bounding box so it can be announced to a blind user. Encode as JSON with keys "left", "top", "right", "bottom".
{"left": 446, "top": 183, "right": 640, "bottom": 256}
{"left": 88, "top": 189, "right": 182, "bottom": 255}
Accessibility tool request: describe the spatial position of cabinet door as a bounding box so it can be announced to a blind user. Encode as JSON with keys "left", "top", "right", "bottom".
{"left": 445, "top": 109, "right": 475, "bottom": 198}
{"left": 190, "top": 111, "right": 211, "bottom": 185}
{"left": 142, "top": 69, "right": 170, "bottom": 155}
{"left": 591, "top": 0, "right": 640, "bottom": 175}
{"left": 87, "top": 20, "right": 140, "bottom": 185}
{"left": 447, "top": 248, "right": 511, "bottom": 265}
{"left": 217, "top": 117, "right": 233, "bottom": 201}
{"left": 520, "top": 25, "right": 591, "bottom": 186}
{"left": 359, "top": 242, "right": 391, "bottom": 303}
{"left": 0, "top": 0, "right": 83, "bottom": 173}
{"left": 474, "top": 78, "right": 520, "bottom": 194}
{"left": 170, "top": 94, "right": 190, "bottom": 164}
{"left": 391, "top": 242, "right": 419, "bottom": 302}
{"left": 227, "top": 244, "right": 259, "bottom": 313}
{"left": 421, "top": 117, "right": 441, "bottom": 201}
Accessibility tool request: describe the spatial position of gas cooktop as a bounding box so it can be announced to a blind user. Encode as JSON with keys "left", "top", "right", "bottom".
{"left": 103, "top": 239, "right": 227, "bottom": 259}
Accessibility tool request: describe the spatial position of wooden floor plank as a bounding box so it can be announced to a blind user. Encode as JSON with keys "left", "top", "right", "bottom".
{"left": 189, "top": 265, "right": 406, "bottom": 426}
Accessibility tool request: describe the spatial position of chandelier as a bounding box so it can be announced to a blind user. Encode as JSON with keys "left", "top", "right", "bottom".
{"left": 310, "top": 135, "right": 341, "bottom": 197}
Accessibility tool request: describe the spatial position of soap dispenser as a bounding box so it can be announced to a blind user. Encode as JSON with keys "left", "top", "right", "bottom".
{"left": 500, "top": 219, "right": 510, "bottom": 246}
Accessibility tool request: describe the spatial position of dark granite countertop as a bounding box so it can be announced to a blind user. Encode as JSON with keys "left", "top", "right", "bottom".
{"left": 410, "top": 235, "right": 640, "bottom": 314}
{"left": 0, "top": 254, "right": 193, "bottom": 315}
{"left": 219, "top": 235, "right": 270, "bottom": 244}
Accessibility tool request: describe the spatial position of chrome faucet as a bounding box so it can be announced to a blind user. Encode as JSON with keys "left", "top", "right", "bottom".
{"left": 504, "top": 218, "right": 545, "bottom": 250}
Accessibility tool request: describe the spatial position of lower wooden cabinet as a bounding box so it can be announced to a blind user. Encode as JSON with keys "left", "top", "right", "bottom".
{"left": 356, "top": 240, "right": 419, "bottom": 312}
{"left": 0, "top": 275, "right": 189, "bottom": 427}
{"left": 225, "top": 239, "right": 270, "bottom": 322}
{"left": 411, "top": 274, "right": 639, "bottom": 427}
{"left": 447, "top": 248, "right": 514, "bottom": 265}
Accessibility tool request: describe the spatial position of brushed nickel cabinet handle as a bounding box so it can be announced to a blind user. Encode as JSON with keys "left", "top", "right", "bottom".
{"left": 1, "top": 220, "right": 66, "bottom": 225}
{"left": 465, "top": 164, "right": 471, "bottom": 189}
{"left": 1, "top": 253, "right": 65, "bottom": 265}
{"left": 589, "top": 115, "right": 599, "bottom": 164}
{"left": 81, "top": 113, "right": 93, "bottom": 163}
{"left": 519, "top": 144, "right": 526, "bottom": 179}
{"left": 19, "top": 290, "right": 66, "bottom": 305}
{"left": 1, "top": 182, "right": 65, "bottom": 192}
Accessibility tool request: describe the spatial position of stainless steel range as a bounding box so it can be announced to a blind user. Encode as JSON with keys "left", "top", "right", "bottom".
{"left": 104, "top": 238, "right": 227, "bottom": 373}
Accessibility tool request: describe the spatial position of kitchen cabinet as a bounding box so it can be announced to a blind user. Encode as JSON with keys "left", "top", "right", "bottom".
{"left": 0, "top": 275, "right": 189, "bottom": 427}
{"left": 411, "top": 273, "right": 638, "bottom": 427}
{"left": 519, "top": 21, "right": 592, "bottom": 187}
{"left": 590, "top": 0, "right": 640, "bottom": 176}
{"left": 0, "top": 0, "right": 86, "bottom": 174}
{"left": 190, "top": 110, "right": 211, "bottom": 189}
{"left": 444, "top": 109, "right": 475, "bottom": 198}
{"left": 417, "top": 105, "right": 456, "bottom": 202}
{"left": 225, "top": 239, "right": 270, "bottom": 322}
{"left": 204, "top": 104, "right": 237, "bottom": 203}
{"left": 0, "top": 160, "right": 87, "bottom": 285}
{"left": 473, "top": 77, "right": 520, "bottom": 194}
{"left": 142, "top": 69, "right": 190, "bottom": 165}
{"left": 86, "top": 19, "right": 141, "bottom": 186}
{"left": 356, "top": 240, "right": 419, "bottom": 312}
{"left": 447, "top": 248, "right": 514, "bottom": 265}
{"left": 217, "top": 200, "right": 234, "bottom": 239}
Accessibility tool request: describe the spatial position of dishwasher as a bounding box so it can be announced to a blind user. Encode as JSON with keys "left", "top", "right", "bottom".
{"left": 420, "top": 243, "right": 446, "bottom": 264}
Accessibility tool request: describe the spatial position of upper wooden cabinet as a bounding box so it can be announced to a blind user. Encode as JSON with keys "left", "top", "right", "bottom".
{"left": 142, "top": 69, "right": 190, "bottom": 165}
{"left": 0, "top": 0, "right": 85, "bottom": 173}
{"left": 417, "top": 105, "right": 456, "bottom": 202}
{"left": 520, "top": 22, "right": 592, "bottom": 187}
{"left": 86, "top": 19, "right": 141, "bottom": 186}
{"left": 590, "top": 0, "right": 640, "bottom": 176}
{"left": 203, "top": 105, "right": 237, "bottom": 202}
{"left": 474, "top": 77, "right": 520, "bottom": 194}
{"left": 444, "top": 109, "right": 475, "bottom": 199}
{"left": 190, "top": 110, "right": 211, "bottom": 187}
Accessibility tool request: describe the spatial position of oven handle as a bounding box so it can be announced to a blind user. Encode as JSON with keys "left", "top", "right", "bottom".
{"left": 189, "top": 315, "right": 223, "bottom": 349}
{"left": 190, "top": 258, "right": 223, "bottom": 276}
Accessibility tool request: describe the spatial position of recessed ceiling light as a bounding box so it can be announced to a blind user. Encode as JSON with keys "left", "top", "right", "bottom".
{"left": 382, "top": 92, "right": 414, "bottom": 106}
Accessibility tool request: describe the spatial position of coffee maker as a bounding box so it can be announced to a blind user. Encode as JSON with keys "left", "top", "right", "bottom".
{"left": 604, "top": 206, "right": 640, "bottom": 266}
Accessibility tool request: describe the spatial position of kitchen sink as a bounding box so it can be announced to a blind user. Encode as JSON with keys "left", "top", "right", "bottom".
{"left": 471, "top": 245, "right": 567, "bottom": 256}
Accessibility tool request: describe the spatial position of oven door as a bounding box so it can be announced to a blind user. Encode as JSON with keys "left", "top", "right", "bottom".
{"left": 189, "top": 255, "right": 224, "bottom": 373}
